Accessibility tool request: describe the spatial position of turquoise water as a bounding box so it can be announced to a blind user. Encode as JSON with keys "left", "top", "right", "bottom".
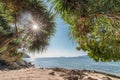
{"left": 25, "top": 56, "right": 120, "bottom": 75}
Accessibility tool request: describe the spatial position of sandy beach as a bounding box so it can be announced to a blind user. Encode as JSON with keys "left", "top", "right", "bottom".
{"left": 0, "top": 68, "right": 119, "bottom": 80}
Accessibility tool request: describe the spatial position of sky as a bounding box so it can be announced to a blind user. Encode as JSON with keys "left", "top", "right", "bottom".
{"left": 29, "top": 16, "right": 87, "bottom": 58}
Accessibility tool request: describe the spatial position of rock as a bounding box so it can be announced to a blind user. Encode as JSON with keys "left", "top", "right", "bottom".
{"left": 102, "top": 76, "right": 112, "bottom": 80}
{"left": 52, "top": 68, "right": 67, "bottom": 72}
{"left": 12, "top": 62, "right": 19, "bottom": 67}
{"left": 85, "top": 77, "right": 97, "bottom": 80}
{"left": 70, "top": 70, "right": 84, "bottom": 75}
{"left": 0, "top": 60, "right": 9, "bottom": 66}
{"left": 27, "top": 62, "right": 34, "bottom": 67}
{"left": 11, "top": 62, "right": 21, "bottom": 69}
{"left": 10, "top": 60, "right": 34, "bottom": 69}
{"left": 60, "top": 73, "right": 66, "bottom": 77}
{"left": 49, "top": 72, "right": 55, "bottom": 75}
{"left": 0, "top": 59, "right": 34, "bottom": 70}
{"left": 24, "top": 54, "right": 30, "bottom": 58}
{"left": 17, "top": 60, "right": 34, "bottom": 68}
{"left": 16, "top": 60, "right": 26, "bottom": 66}
{"left": 66, "top": 75, "right": 79, "bottom": 80}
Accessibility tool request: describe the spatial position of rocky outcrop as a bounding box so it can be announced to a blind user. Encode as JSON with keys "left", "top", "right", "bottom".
{"left": 9, "top": 60, "right": 34, "bottom": 70}
{"left": 24, "top": 54, "right": 30, "bottom": 58}
{"left": 50, "top": 68, "right": 115, "bottom": 80}
{"left": 0, "top": 59, "right": 34, "bottom": 70}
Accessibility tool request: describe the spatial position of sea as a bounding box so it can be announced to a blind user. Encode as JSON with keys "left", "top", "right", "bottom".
{"left": 24, "top": 55, "right": 120, "bottom": 76}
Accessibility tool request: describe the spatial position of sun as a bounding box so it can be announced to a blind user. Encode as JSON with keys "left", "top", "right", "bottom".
{"left": 32, "top": 24, "right": 38, "bottom": 31}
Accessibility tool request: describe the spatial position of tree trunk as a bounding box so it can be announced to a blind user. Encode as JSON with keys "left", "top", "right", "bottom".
{"left": 0, "top": 30, "right": 24, "bottom": 49}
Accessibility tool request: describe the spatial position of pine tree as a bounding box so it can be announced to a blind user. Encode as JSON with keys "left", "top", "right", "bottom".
{"left": 0, "top": 0, "right": 55, "bottom": 62}
{"left": 49, "top": 0, "right": 120, "bottom": 61}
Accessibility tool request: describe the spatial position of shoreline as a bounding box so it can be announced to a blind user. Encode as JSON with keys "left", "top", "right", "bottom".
{"left": 0, "top": 67, "right": 120, "bottom": 80}
{"left": 49, "top": 68, "right": 120, "bottom": 80}
{"left": 39, "top": 67, "right": 120, "bottom": 78}
{"left": 83, "top": 69, "right": 120, "bottom": 79}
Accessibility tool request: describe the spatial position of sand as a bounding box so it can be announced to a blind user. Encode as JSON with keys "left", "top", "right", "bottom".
{"left": 0, "top": 68, "right": 119, "bottom": 80}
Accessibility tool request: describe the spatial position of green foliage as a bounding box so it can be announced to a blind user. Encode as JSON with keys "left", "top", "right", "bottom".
{"left": 0, "top": 0, "right": 55, "bottom": 62}
{"left": 0, "top": 2, "right": 22, "bottom": 62}
{"left": 1, "top": 0, "right": 56, "bottom": 52}
{"left": 49, "top": 0, "right": 120, "bottom": 24}
{"left": 49, "top": 0, "right": 120, "bottom": 62}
